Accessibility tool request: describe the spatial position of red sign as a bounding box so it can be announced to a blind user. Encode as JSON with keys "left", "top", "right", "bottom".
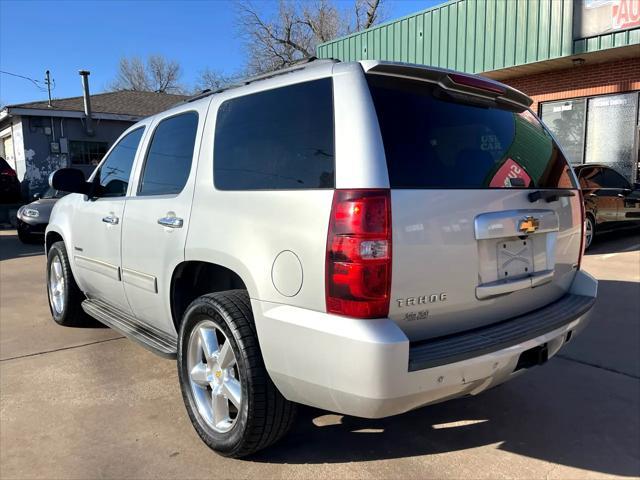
{"left": 612, "top": 0, "right": 640, "bottom": 29}
{"left": 577, "top": 0, "right": 640, "bottom": 38}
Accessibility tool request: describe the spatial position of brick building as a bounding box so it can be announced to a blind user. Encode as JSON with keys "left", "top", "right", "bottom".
{"left": 318, "top": 0, "right": 640, "bottom": 183}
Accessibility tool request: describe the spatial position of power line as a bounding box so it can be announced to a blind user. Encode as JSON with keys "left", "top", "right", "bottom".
{"left": 0, "top": 70, "right": 48, "bottom": 92}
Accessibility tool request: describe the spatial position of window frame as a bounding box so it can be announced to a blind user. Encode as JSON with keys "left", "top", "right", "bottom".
{"left": 93, "top": 126, "right": 146, "bottom": 198}
{"left": 539, "top": 98, "right": 587, "bottom": 166}
{"left": 212, "top": 78, "right": 336, "bottom": 192}
{"left": 540, "top": 90, "right": 640, "bottom": 184}
{"left": 68, "top": 140, "right": 109, "bottom": 166}
{"left": 136, "top": 110, "right": 200, "bottom": 197}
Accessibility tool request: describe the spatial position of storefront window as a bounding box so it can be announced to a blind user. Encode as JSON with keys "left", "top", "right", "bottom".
{"left": 540, "top": 99, "right": 587, "bottom": 165}
{"left": 585, "top": 92, "right": 639, "bottom": 182}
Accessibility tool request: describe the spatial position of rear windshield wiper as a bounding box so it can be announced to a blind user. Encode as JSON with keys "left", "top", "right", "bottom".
{"left": 528, "top": 189, "right": 576, "bottom": 203}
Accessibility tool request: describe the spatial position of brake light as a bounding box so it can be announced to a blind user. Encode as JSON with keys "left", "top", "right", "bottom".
{"left": 326, "top": 189, "right": 392, "bottom": 318}
{"left": 577, "top": 189, "right": 586, "bottom": 270}
{"left": 448, "top": 73, "right": 506, "bottom": 95}
{"left": 0, "top": 170, "right": 16, "bottom": 177}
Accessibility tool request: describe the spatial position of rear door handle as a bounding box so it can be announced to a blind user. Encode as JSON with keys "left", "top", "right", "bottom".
{"left": 102, "top": 215, "right": 119, "bottom": 225}
{"left": 158, "top": 216, "right": 183, "bottom": 228}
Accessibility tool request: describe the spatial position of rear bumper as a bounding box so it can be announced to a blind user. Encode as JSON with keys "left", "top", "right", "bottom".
{"left": 254, "top": 270, "right": 597, "bottom": 418}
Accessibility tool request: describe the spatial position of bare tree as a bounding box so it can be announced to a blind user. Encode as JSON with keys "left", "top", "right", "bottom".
{"left": 237, "top": 0, "right": 385, "bottom": 74}
{"left": 194, "top": 68, "right": 234, "bottom": 93}
{"left": 110, "top": 55, "right": 184, "bottom": 94}
{"left": 354, "top": 0, "right": 382, "bottom": 31}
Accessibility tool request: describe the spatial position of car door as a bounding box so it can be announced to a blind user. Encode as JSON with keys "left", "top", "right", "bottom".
{"left": 121, "top": 108, "right": 205, "bottom": 335}
{"left": 599, "top": 166, "right": 638, "bottom": 221}
{"left": 71, "top": 126, "right": 146, "bottom": 313}
{"left": 578, "top": 166, "right": 619, "bottom": 224}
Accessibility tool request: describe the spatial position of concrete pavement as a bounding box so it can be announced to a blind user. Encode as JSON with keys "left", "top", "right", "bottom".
{"left": 1, "top": 228, "right": 639, "bottom": 479}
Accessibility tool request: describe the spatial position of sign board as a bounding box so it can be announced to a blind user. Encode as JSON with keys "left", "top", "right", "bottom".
{"left": 574, "top": 0, "right": 640, "bottom": 38}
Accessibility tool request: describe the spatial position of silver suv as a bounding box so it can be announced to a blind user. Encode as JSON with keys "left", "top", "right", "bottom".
{"left": 45, "top": 60, "right": 597, "bottom": 458}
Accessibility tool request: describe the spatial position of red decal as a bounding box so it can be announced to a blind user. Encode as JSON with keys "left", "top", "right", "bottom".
{"left": 489, "top": 158, "right": 532, "bottom": 188}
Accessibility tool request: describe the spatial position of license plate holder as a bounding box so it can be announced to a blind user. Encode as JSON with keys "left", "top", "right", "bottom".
{"left": 496, "top": 239, "right": 533, "bottom": 279}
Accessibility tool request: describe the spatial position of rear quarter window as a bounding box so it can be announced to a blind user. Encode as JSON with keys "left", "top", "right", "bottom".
{"left": 213, "top": 78, "right": 335, "bottom": 190}
{"left": 367, "top": 75, "right": 575, "bottom": 190}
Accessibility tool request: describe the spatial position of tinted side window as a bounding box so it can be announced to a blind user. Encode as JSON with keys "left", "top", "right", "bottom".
{"left": 214, "top": 78, "right": 335, "bottom": 190}
{"left": 139, "top": 112, "right": 199, "bottom": 196}
{"left": 601, "top": 168, "right": 630, "bottom": 189}
{"left": 98, "top": 127, "right": 144, "bottom": 197}
{"left": 578, "top": 167, "right": 599, "bottom": 188}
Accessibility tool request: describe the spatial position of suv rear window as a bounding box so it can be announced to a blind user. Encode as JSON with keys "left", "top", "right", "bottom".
{"left": 214, "top": 78, "right": 335, "bottom": 190}
{"left": 367, "top": 75, "right": 575, "bottom": 189}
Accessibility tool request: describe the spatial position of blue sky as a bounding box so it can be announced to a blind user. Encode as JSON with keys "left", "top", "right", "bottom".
{"left": 0, "top": 0, "right": 441, "bottom": 106}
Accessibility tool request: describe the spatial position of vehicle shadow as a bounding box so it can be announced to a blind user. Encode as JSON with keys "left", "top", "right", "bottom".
{"left": 250, "top": 373, "right": 638, "bottom": 476}
{"left": 0, "top": 231, "right": 44, "bottom": 261}
{"left": 586, "top": 225, "right": 640, "bottom": 256}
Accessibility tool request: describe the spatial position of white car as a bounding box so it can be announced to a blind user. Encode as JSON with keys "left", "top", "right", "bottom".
{"left": 45, "top": 59, "right": 597, "bottom": 457}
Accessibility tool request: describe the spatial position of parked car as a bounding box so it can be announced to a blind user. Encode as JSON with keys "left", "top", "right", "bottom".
{"left": 0, "top": 157, "right": 21, "bottom": 203}
{"left": 44, "top": 60, "right": 597, "bottom": 458}
{"left": 16, "top": 187, "right": 69, "bottom": 243}
{"left": 574, "top": 164, "right": 640, "bottom": 249}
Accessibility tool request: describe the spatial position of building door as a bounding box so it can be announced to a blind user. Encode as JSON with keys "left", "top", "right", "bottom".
{"left": 585, "top": 92, "right": 639, "bottom": 183}
{"left": 2, "top": 136, "right": 15, "bottom": 171}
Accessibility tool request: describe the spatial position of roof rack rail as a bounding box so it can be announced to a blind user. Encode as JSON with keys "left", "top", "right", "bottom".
{"left": 186, "top": 57, "right": 340, "bottom": 104}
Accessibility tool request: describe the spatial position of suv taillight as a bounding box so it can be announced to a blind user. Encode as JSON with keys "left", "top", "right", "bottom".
{"left": 326, "top": 189, "right": 392, "bottom": 318}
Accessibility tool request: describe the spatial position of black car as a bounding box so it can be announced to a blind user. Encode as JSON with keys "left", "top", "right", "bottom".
{"left": 0, "top": 157, "right": 21, "bottom": 203}
{"left": 16, "top": 187, "right": 69, "bottom": 243}
{"left": 574, "top": 164, "right": 640, "bottom": 249}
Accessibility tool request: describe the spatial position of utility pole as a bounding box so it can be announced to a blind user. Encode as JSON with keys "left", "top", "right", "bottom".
{"left": 44, "top": 70, "right": 56, "bottom": 142}
{"left": 45, "top": 70, "right": 53, "bottom": 108}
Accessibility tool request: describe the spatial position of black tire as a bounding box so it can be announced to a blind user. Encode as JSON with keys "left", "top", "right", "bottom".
{"left": 46, "top": 241, "right": 91, "bottom": 326}
{"left": 585, "top": 215, "right": 596, "bottom": 250}
{"left": 177, "top": 290, "right": 297, "bottom": 458}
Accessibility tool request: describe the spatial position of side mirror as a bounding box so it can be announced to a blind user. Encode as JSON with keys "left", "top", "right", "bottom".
{"left": 49, "top": 168, "right": 90, "bottom": 195}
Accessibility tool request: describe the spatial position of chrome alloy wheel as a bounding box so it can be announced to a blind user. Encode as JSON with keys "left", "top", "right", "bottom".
{"left": 48, "top": 256, "right": 66, "bottom": 315}
{"left": 585, "top": 217, "right": 594, "bottom": 249}
{"left": 187, "top": 320, "right": 242, "bottom": 433}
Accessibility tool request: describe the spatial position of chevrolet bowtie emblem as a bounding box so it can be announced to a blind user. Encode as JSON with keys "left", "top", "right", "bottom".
{"left": 518, "top": 216, "right": 539, "bottom": 234}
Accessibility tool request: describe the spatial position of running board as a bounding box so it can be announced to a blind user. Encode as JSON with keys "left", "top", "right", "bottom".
{"left": 81, "top": 299, "right": 177, "bottom": 359}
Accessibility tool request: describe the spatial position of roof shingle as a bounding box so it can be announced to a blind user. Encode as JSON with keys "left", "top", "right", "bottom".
{"left": 8, "top": 90, "right": 190, "bottom": 117}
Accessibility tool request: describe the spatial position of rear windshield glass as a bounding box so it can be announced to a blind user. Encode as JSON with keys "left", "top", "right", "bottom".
{"left": 367, "top": 75, "right": 575, "bottom": 189}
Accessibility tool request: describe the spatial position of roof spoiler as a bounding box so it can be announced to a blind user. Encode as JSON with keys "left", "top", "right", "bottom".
{"left": 361, "top": 61, "right": 533, "bottom": 110}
